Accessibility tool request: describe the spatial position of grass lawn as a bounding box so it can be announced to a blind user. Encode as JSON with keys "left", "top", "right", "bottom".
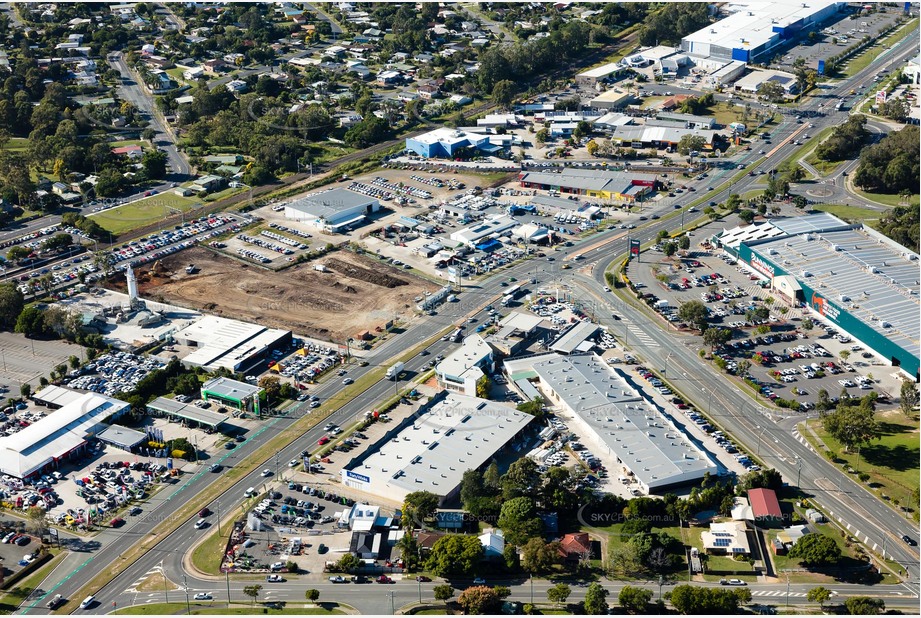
{"left": 0, "top": 551, "right": 64, "bottom": 613}
{"left": 309, "top": 142, "right": 357, "bottom": 165}
{"left": 705, "top": 102, "right": 748, "bottom": 128}
{"left": 191, "top": 523, "right": 230, "bottom": 574}
{"left": 805, "top": 414, "right": 919, "bottom": 510}
{"left": 685, "top": 526, "right": 756, "bottom": 579}
{"left": 1, "top": 137, "right": 29, "bottom": 152}
{"left": 109, "top": 139, "right": 147, "bottom": 149}
{"left": 203, "top": 186, "right": 246, "bottom": 202}
{"left": 114, "top": 602, "right": 344, "bottom": 615}
{"left": 89, "top": 193, "right": 200, "bottom": 235}
{"left": 811, "top": 204, "right": 882, "bottom": 226}
{"left": 641, "top": 96, "right": 668, "bottom": 110}
{"left": 852, "top": 188, "right": 919, "bottom": 208}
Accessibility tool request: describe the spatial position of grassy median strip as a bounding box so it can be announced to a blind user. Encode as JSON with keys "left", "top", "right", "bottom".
{"left": 63, "top": 326, "right": 455, "bottom": 611}
{"left": 0, "top": 550, "right": 64, "bottom": 613}
{"left": 113, "top": 602, "right": 345, "bottom": 615}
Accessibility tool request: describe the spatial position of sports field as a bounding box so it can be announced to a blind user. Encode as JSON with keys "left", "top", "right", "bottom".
{"left": 89, "top": 193, "right": 199, "bottom": 235}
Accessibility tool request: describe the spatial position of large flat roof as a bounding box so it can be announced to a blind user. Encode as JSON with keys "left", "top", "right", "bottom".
{"left": 577, "top": 62, "right": 622, "bottom": 79}
{"left": 344, "top": 392, "right": 534, "bottom": 500}
{"left": 436, "top": 334, "right": 492, "bottom": 382}
{"left": 532, "top": 355, "right": 716, "bottom": 490}
{"left": 0, "top": 393, "right": 129, "bottom": 478}
{"left": 748, "top": 225, "right": 921, "bottom": 353}
{"left": 201, "top": 376, "right": 262, "bottom": 401}
{"left": 32, "top": 385, "right": 85, "bottom": 408}
{"left": 551, "top": 321, "right": 599, "bottom": 354}
{"left": 520, "top": 169, "right": 658, "bottom": 194}
{"left": 410, "top": 128, "right": 486, "bottom": 146}
{"left": 682, "top": 0, "right": 841, "bottom": 53}
{"left": 287, "top": 188, "right": 378, "bottom": 218}
{"left": 176, "top": 315, "right": 290, "bottom": 372}
{"left": 612, "top": 125, "right": 716, "bottom": 146}
{"left": 147, "top": 396, "right": 229, "bottom": 427}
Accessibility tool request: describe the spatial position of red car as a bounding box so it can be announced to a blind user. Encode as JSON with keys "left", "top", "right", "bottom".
{"left": 109, "top": 517, "right": 125, "bottom": 527}
{"left": 318, "top": 436, "right": 330, "bottom": 446}
{"left": 416, "top": 576, "right": 431, "bottom": 582}
{"left": 376, "top": 575, "right": 394, "bottom": 584}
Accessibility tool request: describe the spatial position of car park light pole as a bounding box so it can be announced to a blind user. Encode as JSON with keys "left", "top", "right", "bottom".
{"left": 182, "top": 575, "right": 191, "bottom": 615}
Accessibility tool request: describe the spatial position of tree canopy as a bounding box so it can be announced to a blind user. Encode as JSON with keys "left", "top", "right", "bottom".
{"left": 853, "top": 125, "right": 919, "bottom": 196}
{"left": 787, "top": 533, "right": 842, "bottom": 567}
{"left": 426, "top": 534, "right": 484, "bottom": 577}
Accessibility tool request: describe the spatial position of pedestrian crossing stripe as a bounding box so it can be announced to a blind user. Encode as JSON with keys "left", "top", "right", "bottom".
{"left": 751, "top": 590, "right": 806, "bottom": 597}
{"left": 626, "top": 323, "right": 660, "bottom": 347}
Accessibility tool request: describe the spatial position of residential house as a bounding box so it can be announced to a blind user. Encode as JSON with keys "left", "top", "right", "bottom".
{"left": 701, "top": 521, "right": 751, "bottom": 556}
{"left": 111, "top": 144, "right": 144, "bottom": 159}
{"left": 203, "top": 58, "right": 230, "bottom": 74}
{"left": 479, "top": 529, "right": 505, "bottom": 558}
{"left": 416, "top": 83, "right": 441, "bottom": 100}
{"left": 748, "top": 488, "right": 783, "bottom": 524}
{"left": 225, "top": 79, "right": 248, "bottom": 94}
{"left": 558, "top": 532, "right": 592, "bottom": 563}
{"left": 183, "top": 66, "right": 205, "bottom": 81}
{"left": 189, "top": 175, "right": 225, "bottom": 193}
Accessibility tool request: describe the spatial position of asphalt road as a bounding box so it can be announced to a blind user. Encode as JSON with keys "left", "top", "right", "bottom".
{"left": 107, "top": 53, "right": 190, "bottom": 180}
{"left": 11, "top": 23, "right": 921, "bottom": 616}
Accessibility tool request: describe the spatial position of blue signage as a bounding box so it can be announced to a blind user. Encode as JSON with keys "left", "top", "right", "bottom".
{"left": 817, "top": 60, "right": 825, "bottom": 75}
{"left": 345, "top": 470, "right": 370, "bottom": 483}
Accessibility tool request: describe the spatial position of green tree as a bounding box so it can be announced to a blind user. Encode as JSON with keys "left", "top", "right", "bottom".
{"left": 662, "top": 241, "right": 677, "bottom": 257}
{"left": 305, "top": 589, "right": 320, "bottom": 602}
{"left": 608, "top": 541, "right": 643, "bottom": 578}
{"left": 0, "top": 282, "right": 24, "bottom": 329}
{"left": 475, "top": 375, "right": 491, "bottom": 399}
{"left": 738, "top": 209, "right": 756, "bottom": 224}
{"left": 6, "top": 246, "right": 29, "bottom": 262}
{"left": 676, "top": 134, "right": 706, "bottom": 155}
{"left": 547, "top": 583, "right": 571, "bottom": 607}
{"left": 336, "top": 553, "right": 361, "bottom": 573}
{"left": 242, "top": 585, "right": 262, "bottom": 606}
{"left": 678, "top": 235, "right": 690, "bottom": 250}
{"left": 900, "top": 380, "right": 919, "bottom": 417}
{"left": 756, "top": 80, "right": 785, "bottom": 103}
{"left": 583, "top": 582, "right": 609, "bottom": 615}
{"left": 520, "top": 537, "right": 561, "bottom": 574}
{"left": 787, "top": 533, "right": 842, "bottom": 567}
{"left": 618, "top": 585, "right": 652, "bottom": 614}
{"left": 426, "top": 534, "right": 484, "bottom": 578}
{"left": 535, "top": 128, "right": 548, "bottom": 145}
{"left": 458, "top": 586, "right": 500, "bottom": 614}
{"left": 801, "top": 318, "right": 814, "bottom": 331}
{"left": 844, "top": 596, "right": 885, "bottom": 615}
{"left": 501, "top": 457, "right": 540, "bottom": 501}
{"left": 142, "top": 150, "right": 168, "bottom": 179}
{"left": 678, "top": 300, "right": 709, "bottom": 331}
{"left": 806, "top": 586, "right": 831, "bottom": 611}
{"left": 821, "top": 401, "right": 880, "bottom": 454}
{"left": 403, "top": 491, "right": 440, "bottom": 529}
{"left": 498, "top": 496, "right": 543, "bottom": 545}
{"left": 20, "top": 383, "right": 31, "bottom": 398}
{"left": 492, "top": 80, "right": 516, "bottom": 110}
{"left": 258, "top": 375, "right": 281, "bottom": 401}
{"left": 14, "top": 306, "right": 45, "bottom": 337}
{"left": 433, "top": 584, "right": 454, "bottom": 604}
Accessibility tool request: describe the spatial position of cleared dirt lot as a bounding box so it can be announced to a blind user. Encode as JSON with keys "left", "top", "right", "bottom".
{"left": 134, "top": 247, "right": 438, "bottom": 342}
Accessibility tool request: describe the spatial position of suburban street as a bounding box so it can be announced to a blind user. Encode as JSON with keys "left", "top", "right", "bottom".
{"left": 2, "top": 7, "right": 918, "bottom": 615}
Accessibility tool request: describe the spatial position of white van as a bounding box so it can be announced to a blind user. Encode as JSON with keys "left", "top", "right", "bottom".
{"left": 243, "top": 487, "right": 256, "bottom": 499}
{"left": 194, "top": 519, "right": 207, "bottom": 529}
{"left": 80, "top": 596, "right": 95, "bottom": 610}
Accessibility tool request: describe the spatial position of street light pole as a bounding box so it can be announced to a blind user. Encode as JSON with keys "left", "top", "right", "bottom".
{"left": 182, "top": 575, "right": 191, "bottom": 615}
{"left": 162, "top": 560, "right": 169, "bottom": 604}
{"left": 225, "top": 568, "right": 231, "bottom": 609}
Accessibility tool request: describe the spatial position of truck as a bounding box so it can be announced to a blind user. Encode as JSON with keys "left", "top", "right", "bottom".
{"left": 450, "top": 328, "right": 463, "bottom": 343}
{"left": 385, "top": 362, "right": 405, "bottom": 380}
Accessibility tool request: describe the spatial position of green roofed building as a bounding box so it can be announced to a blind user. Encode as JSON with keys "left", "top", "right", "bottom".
{"left": 200, "top": 377, "right": 263, "bottom": 416}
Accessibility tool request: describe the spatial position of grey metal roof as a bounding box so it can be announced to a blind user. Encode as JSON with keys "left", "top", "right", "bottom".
{"left": 532, "top": 355, "right": 716, "bottom": 490}
{"left": 346, "top": 393, "right": 533, "bottom": 499}
{"left": 286, "top": 188, "right": 377, "bottom": 218}
{"left": 201, "top": 376, "right": 262, "bottom": 401}
{"left": 147, "top": 397, "right": 228, "bottom": 428}
{"left": 769, "top": 213, "right": 851, "bottom": 236}
{"left": 749, "top": 226, "right": 920, "bottom": 353}
{"left": 551, "top": 321, "right": 600, "bottom": 354}
{"left": 97, "top": 424, "right": 147, "bottom": 449}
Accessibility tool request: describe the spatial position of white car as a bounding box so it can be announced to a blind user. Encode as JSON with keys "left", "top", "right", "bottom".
{"left": 289, "top": 459, "right": 299, "bottom": 468}
{"left": 261, "top": 469, "right": 272, "bottom": 477}
{"left": 193, "top": 593, "right": 212, "bottom": 601}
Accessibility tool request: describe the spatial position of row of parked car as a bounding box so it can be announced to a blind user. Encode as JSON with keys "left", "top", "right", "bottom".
{"left": 238, "top": 234, "right": 293, "bottom": 255}
{"left": 66, "top": 352, "right": 165, "bottom": 398}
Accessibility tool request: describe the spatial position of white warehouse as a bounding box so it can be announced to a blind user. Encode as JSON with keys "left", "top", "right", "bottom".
{"left": 284, "top": 188, "right": 380, "bottom": 233}
{"left": 340, "top": 392, "right": 534, "bottom": 504}
{"left": 532, "top": 355, "right": 716, "bottom": 492}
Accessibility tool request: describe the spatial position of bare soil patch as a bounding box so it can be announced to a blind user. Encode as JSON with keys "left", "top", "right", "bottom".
{"left": 130, "top": 247, "right": 438, "bottom": 342}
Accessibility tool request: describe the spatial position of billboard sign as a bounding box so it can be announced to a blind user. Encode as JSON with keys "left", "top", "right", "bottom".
{"left": 817, "top": 60, "right": 825, "bottom": 75}
{"left": 345, "top": 470, "right": 370, "bottom": 483}
{"left": 875, "top": 90, "right": 887, "bottom": 105}
{"left": 750, "top": 254, "right": 775, "bottom": 278}
{"left": 811, "top": 292, "right": 840, "bottom": 322}
{"left": 629, "top": 239, "right": 641, "bottom": 257}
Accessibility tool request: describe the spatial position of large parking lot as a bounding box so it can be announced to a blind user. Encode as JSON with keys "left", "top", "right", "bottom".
{"left": 626, "top": 218, "right": 904, "bottom": 412}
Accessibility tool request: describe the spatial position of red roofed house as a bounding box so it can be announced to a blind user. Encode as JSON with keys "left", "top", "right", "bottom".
{"left": 558, "top": 532, "right": 592, "bottom": 563}
{"left": 748, "top": 488, "right": 782, "bottom": 522}
{"left": 111, "top": 144, "right": 143, "bottom": 159}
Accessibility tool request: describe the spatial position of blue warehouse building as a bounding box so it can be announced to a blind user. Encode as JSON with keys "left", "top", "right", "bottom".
{"left": 405, "top": 128, "right": 499, "bottom": 159}
{"left": 681, "top": 1, "right": 844, "bottom": 64}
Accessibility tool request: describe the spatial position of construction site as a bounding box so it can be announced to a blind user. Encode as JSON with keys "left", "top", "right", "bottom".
{"left": 126, "top": 247, "right": 439, "bottom": 343}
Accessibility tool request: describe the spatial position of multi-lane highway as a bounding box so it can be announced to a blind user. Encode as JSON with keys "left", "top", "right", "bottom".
{"left": 11, "top": 19, "right": 920, "bottom": 616}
